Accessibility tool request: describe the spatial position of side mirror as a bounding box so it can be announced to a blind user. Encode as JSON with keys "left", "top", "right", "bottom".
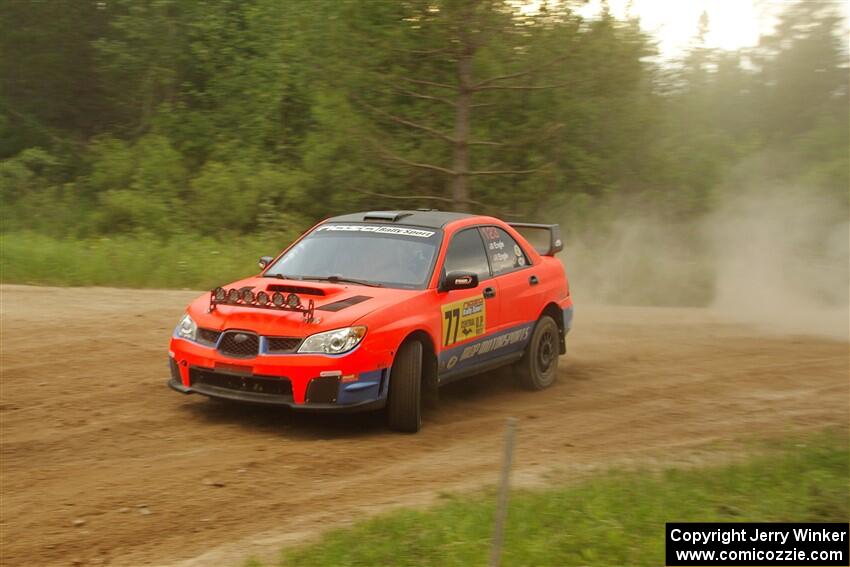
{"left": 258, "top": 256, "right": 274, "bottom": 270}
{"left": 440, "top": 271, "right": 479, "bottom": 292}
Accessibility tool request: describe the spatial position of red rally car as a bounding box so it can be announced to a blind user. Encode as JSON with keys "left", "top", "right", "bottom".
{"left": 168, "top": 210, "right": 573, "bottom": 432}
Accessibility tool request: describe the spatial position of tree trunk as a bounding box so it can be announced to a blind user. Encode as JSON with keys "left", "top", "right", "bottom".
{"left": 450, "top": 38, "right": 474, "bottom": 212}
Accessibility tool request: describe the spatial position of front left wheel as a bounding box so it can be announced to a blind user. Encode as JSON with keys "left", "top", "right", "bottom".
{"left": 387, "top": 340, "right": 423, "bottom": 433}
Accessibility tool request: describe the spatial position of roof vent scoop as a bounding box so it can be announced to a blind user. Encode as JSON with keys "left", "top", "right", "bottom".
{"left": 362, "top": 211, "right": 412, "bottom": 222}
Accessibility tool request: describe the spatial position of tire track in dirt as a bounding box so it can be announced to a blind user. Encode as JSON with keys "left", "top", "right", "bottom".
{"left": 0, "top": 286, "right": 847, "bottom": 567}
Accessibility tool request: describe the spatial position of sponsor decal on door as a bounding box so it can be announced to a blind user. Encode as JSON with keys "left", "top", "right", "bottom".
{"left": 441, "top": 295, "right": 486, "bottom": 347}
{"left": 438, "top": 322, "right": 534, "bottom": 376}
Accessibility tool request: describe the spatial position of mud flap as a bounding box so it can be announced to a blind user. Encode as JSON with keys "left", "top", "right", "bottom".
{"left": 560, "top": 305, "right": 574, "bottom": 354}
{"left": 422, "top": 351, "right": 439, "bottom": 409}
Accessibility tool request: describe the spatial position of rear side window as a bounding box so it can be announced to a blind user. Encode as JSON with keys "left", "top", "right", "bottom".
{"left": 480, "top": 226, "right": 530, "bottom": 275}
{"left": 443, "top": 228, "right": 490, "bottom": 280}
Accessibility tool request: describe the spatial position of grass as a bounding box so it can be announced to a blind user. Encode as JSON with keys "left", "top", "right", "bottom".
{"left": 247, "top": 432, "right": 848, "bottom": 567}
{"left": 0, "top": 230, "right": 717, "bottom": 305}
{"left": 0, "top": 231, "right": 293, "bottom": 289}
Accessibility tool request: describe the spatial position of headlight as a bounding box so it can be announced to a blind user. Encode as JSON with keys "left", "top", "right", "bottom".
{"left": 176, "top": 314, "right": 197, "bottom": 341}
{"left": 298, "top": 326, "right": 366, "bottom": 354}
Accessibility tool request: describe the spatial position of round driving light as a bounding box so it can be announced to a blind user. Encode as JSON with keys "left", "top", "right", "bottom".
{"left": 214, "top": 287, "right": 226, "bottom": 301}
{"left": 227, "top": 288, "right": 240, "bottom": 303}
{"left": 286, "top": 293, "right": 301, "bottom": 308}
{"left": 256, "top": 291, "right": 269, "bottom": 305}
{"left": 272, "top": 291, "right": 285, "bottom": 307}
{"left": 241, "top": 289, "right": 255, "bottom": 304}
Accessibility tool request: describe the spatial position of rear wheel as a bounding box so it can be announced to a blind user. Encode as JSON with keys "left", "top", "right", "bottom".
{"left": 387, "top": 340, "right": 423, "bottom": 433}
{"left": 515, "top": 315, "right": 560, "bottom": 390}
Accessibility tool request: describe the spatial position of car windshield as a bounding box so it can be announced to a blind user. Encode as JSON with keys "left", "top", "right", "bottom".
{"left": 264, "top": 223, "right": 442, "bottom": 289}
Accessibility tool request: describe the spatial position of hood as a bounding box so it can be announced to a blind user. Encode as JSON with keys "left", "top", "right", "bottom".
{"left": 187, "top": 276, "right": 419, "bottom": 336}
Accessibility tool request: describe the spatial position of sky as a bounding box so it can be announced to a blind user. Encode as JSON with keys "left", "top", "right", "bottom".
{"left": 582, "top": 0, "right": 765, "bottom": 55}
{"left": 523, "top": 0, "right": 850, "bottom": 58}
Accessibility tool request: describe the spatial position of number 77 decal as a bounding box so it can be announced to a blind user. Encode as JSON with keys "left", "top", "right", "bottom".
{"left": 441, "top": 295, "right": 486, "bottom": 347}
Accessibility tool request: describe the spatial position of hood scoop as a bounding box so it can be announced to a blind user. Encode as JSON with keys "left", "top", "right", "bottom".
{"left": 317, "top": 295, "right": 372, "bottom": 312}
{"left": 266, "top": 284, "right": 326, "bottom": 296}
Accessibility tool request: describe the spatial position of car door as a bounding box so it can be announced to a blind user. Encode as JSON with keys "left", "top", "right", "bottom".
{"left": 436, "top": 227, "right": 501, "bottom": 377}
{"left": 479, "top": 225, "right": 541, "bottom": 338}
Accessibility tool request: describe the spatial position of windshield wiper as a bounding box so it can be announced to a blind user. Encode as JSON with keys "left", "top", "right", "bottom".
{"left": 263, "top": 273, "right": 301, "bottom": 280}
{"left": 301, "top": 275, "right": 383, "bottom": 287}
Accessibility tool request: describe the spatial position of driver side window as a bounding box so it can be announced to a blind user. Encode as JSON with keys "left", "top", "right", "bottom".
{"left": 443, "top": 228, "right": 490, "bottom": 281}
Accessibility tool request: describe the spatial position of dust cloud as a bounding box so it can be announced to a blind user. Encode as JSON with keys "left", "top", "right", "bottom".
{"left": 561, "top": 180, "right": 849, "bottom": 341}
{"left": 708, "top": 185, "right": 848, "bottom": 340}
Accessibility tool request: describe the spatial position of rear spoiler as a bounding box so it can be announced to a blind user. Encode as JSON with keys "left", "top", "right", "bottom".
{"left": 508, "top": 223, "right": 564, "bottom": 256}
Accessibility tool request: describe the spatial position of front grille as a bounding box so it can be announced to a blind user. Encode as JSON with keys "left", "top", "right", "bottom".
{"left": 218, "top": 331, "right": 259, "bottom": 358}
{"left": 267, "top": 337, "right": 301, "bottom": 354}
{"left": 197, "top": 328, "right": 222, "bottom": 346}
{"left": 190, "top": 368, "right": 292, "bottom": 396}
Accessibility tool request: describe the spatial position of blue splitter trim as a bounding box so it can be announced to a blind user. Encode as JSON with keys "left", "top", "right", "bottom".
{"left": 336, "top": 369, "right": 386, "bottom": 405}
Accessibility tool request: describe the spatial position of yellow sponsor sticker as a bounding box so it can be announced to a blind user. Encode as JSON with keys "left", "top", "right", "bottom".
{"left": 441, "top": 295, "right": 486, "bottom": 347}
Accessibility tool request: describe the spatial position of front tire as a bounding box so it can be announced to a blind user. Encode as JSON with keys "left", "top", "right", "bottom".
{"left": 387, "top": 340, "right": 423, "bottom": 433}
{"left": 516, "top": 315, "right": 560, "bottom": 390}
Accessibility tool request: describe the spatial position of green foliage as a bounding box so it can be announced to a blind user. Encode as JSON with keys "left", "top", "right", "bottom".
{"left": 187, "top": 160, "right": 311, "bottom": 234}
{"left": 0, "top": 148, "right": 61, "bottom": 203}
{"left": 94, "top": 190, "right": 171, "bottom": 235}
{"left": 0, "top": 231, "right": 296, "bottom": 289}
{"left": 0, "top": 0, "right": 846, "bottom": 290}
{"left": 245, "top": 432, "right": 848, "bottom": 567}
{"left": 128, "top": 134, "right": 187, "bottom": 197}
{"left": 86, "top": 137, "right": 136, "bottom": 193}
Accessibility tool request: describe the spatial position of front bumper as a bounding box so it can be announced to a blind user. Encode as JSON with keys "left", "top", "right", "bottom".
{"left": 168, "top": 336, "right": 391, "bottom": 410}
{"left": 167, "top": 376, "right": 385, "bottom": 412}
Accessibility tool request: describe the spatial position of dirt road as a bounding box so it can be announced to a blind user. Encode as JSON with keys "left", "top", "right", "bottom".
{"left": 1, "top": 285, "right": 847, "bottom": 567}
